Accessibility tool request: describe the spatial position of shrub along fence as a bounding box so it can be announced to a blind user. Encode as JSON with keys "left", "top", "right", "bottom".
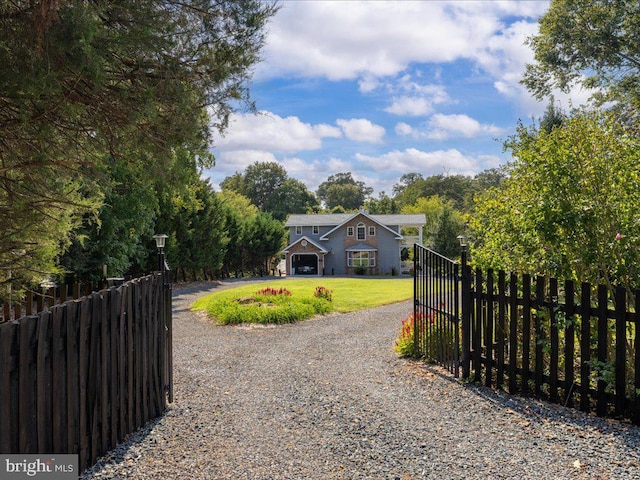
{"left": 461, "top": 268, "right": 640, "bottom": 424}
{"left": 0, "top": 273, "right": 172, "bottom": 471}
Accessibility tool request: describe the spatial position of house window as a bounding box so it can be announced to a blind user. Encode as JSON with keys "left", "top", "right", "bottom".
{"left": 348, "top": 251, "right": 375, "bottom": 267}
{"left": 347, "top": 226, "right": 354, "bottom": 236}
{"left": 369, "top": 226, "right": 376, "bottom": 236}
{"left": 356, "top": 223, "right": 366, "bottom": 241}
{"left": 312, "top": 225, "right": 319, "bottom": 235}
{"left": 296, "top": 226, "right": 302, "bottom": 235}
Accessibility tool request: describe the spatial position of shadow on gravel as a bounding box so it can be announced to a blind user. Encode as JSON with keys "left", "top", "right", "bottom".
{"left": 414, "top": 362, "right": 640, "bottom": 450}
{"left": 79, "top": 413, "right": 167, "bottom": 479}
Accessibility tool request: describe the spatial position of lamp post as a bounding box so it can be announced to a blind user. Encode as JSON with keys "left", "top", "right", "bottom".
{"left": 457, "top": 234, "right": 470, "bottom": 379}
{"left": 153, "top": 234, "right": 167, "bottom": 273}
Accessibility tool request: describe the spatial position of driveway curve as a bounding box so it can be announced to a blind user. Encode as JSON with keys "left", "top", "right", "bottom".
{"left": 81, "top": 280, "right": 640, "bottom": 479}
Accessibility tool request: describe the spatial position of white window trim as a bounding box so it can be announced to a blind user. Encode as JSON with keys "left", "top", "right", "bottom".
{"left": 356, "top": 222, "right": 366, "bottom": 241}
{"left": 347, "top": 251, "right": 375, "bottom": 267}
{"left": 312, "top": 225, "right": 319, "bottom": 235}
{"left": 347, "top": 226, "right": 354, "bottom": 236}
{"left": 295, "top": 226, "right": 302, "bottom": 235}
{"left": 368, "top": 226, "right": 376, "bottom": 236}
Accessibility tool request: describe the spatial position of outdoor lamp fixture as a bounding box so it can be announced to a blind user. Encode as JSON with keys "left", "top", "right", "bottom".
{"left": 153, "top": 233, "right": 168, "bottom": 250}
{"left": 153, "top": 233, "right": 168, "bottom": 273}
{"left": 457, "top": 234, "right": 468, "bottom": 248}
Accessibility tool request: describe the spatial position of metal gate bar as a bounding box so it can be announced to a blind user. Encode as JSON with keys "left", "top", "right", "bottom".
{"left": 413, "top": 244, "right": 460, "bottom": 377}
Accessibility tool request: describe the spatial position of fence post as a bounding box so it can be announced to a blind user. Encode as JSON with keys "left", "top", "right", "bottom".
{"left": 460, "top": 244, "right": 471, "bottom": 379}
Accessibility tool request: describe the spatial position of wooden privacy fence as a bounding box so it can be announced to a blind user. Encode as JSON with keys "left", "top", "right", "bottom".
{"left": 1, "top": 280, "right": 126, "bottom": 323}
{"left": 461, "top": 268, "right": 640, "bottom": 424}
{"left": 0, "top": 273, "right": 173, "bottom": 471}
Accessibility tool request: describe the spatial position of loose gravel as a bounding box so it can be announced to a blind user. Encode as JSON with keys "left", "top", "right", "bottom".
{"left": 81, "top": 280, "right": 640, "bottom": 479}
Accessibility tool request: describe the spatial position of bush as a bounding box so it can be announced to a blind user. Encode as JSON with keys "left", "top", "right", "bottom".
{"left": 313, "top": 286, "right": 332, "bottom": 302}
{"left": 256, "top": 287, "right": 291, "bottom": 296}
{"left": 393, "top": 313, "right": 416, "bottom": 358}
{"left": 204, "top": 287, "right": 332, "bottom": 325}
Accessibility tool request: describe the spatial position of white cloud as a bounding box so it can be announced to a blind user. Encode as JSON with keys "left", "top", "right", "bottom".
{"left": 257, "top": 1, "right": 548, "bottom": 82}
{"left": 384, "top": 96, "right": 437, "bottom": 117}
{"left": 396, "top": 115, "right": 505, "bottom": 140}
{"left": 395, "top": 122, "right": 414, "bottom": 136}
{"left": 355, "top": 148, "right": 478, "bottom": 175}
{"left": 213, "top": 111, "right": 342, "bottom": 153}
{"left": 427, "top": 114, "right": 505, "bottom": 140}
{"left": 336, "top": 118, "right": 385, "bottom": 143}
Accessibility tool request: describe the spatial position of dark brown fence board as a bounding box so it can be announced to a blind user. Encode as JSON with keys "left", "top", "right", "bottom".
{"left": 507, "top": 273, "right": 517, "bottom": 394}
{"left": 564, "top": 280, "right": 575, "bottom": 408}
{"left": 0, "top": 321, "right": 12, "bottom": 452}
{"left": 496, "top": 271, "right": 506, "bottom": 389}
{"left": 453, "top": 268, "right": 639, "bottom": 425}
{"left": 579, "top": 282, "right": 591, "bottom": 412}
{"left": 127, "top": 283, "right": 135, "bottom": 434}
{"left": 2, "top": 274, "right": 171, "bottom": 469}
{"left": 36, "top": 311, "right": 52, "bottom": 453}
{"left": 521, "top": 274, "right": 531, "bottom": 394}
{"left": 596, "top": 285, "right": 608, "bottom": 417}
{"left": 19, "top": 316, "right": 38, "bottom": 452}
{"left": 614, "top": 287, "right": 626, "bottom": 417}
{"left": 66, "top": 301, "right": 80, "bottom": 455}
{"left": 534, "top": 276, "right": 545, "bottom": 396}
{"left": 100, "top": 291, "right": 109, "bottom": 454}
{"left": 485, "top": 269, "right": 494, "bottom": 388}
{"left": 549, "top": 278, "right": 559, "bottom": 403}
{"left": 118, "top": 287, "right": 127, "bottom": 440}
{"left": 52, "top": 306, "right": 68, "bottom": 453}
{"left": 78, "top": 299, "right": 89, "bottom": 471}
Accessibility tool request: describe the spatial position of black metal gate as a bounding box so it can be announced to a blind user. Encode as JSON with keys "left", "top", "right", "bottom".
{"left": 413, "top": 244, "right": 461, "bottom": 376}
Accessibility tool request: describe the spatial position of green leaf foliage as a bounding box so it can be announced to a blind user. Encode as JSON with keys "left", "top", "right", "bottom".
{"left": 472, "top": 109, "right": 640, "bottom": 291}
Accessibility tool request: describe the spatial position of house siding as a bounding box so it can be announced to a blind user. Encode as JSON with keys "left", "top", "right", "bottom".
{"left": 283, "top": 212, "right": 423, "bottom": 276}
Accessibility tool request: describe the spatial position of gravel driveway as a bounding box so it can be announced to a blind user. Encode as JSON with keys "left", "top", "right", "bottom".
{"left": 81, "top": 280, "right": 640, "bottom": 479}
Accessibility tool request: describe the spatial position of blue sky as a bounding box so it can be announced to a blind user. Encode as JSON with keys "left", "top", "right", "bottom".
{"left": 206, "top": 1, "right": 591, "bottom": 197}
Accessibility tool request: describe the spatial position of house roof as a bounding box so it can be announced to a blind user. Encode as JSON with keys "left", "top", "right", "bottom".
{"left": 281, "top": 236, "right": 329, "bottom": 254}
{"left": 345, "top": 243, "right": 378, "bottom": 252}
{"left": 319, "top": 211, "right": 405, "bottom": 241}
{"left": 285, "top": 212, "right": 426, "bottom": 227}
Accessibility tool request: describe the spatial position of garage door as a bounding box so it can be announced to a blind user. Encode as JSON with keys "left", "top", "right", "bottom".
{"left": 292, "top": 254, "right": 317, "bottom": 275}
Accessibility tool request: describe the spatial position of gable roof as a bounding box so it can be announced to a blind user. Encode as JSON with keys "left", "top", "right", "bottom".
{"left": 285, "top": 212, "right": 426, "bottom": 227}
{"left": 319, "top": 211, "right": 405, "bottom": 241}
{"left": 282, "top": 235, "right": 329, "bottom": 254}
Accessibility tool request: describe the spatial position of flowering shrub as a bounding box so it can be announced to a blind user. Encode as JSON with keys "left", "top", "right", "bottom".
{"left": 313, "top": 286, "right": 333, "bottom": 302}
{"left": 393, "top": 312, "right": 416, "bottom": 358}
{"left": 256, "top": 287, "right": 291, "bottom": 297}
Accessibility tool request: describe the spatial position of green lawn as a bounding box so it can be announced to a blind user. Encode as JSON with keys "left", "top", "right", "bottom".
{"left": 191, "top": 277, "right": 414, "bottom": 324}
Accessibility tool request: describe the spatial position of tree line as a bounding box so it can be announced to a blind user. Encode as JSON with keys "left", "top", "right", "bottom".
{"left": 3, "top": 0, "right": 640, "bottom": 298}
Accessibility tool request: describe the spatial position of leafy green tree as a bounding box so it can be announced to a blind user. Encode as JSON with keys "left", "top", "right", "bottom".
{"left": 523, "top": 0, "right": 640, "bottom": 118}
{"left": 471, "top": 109, "right": 640, "bottom": 293}
{"left": 245, "top": 212, "right": 286, "bottom": 276}
{"left": 364, "top": 191, "right": 400, "bottom": 214}
{"left": 316, "top": 172, "right": 373, "bottom": 210}
{"left": 217, "top": 191, "right": 258, "bottom": 278}
{"left": 402, "top": 196, "right": 466, "bottom": 259}
{"left": 59, "top": 157, "right": 157, "bottom": 282}
{"left": 221, "top": 162, "right": 317, "bottom": 221}
{"left": 393, "top": 174, "right": 474, "bottom": 212}
{"left": 0, "top": 0, "right": 276, "bottom": 288}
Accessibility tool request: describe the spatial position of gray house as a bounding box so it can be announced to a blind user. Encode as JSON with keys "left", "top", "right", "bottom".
{"left": 283, "top": 211, "right": 426, "bottom": 276}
